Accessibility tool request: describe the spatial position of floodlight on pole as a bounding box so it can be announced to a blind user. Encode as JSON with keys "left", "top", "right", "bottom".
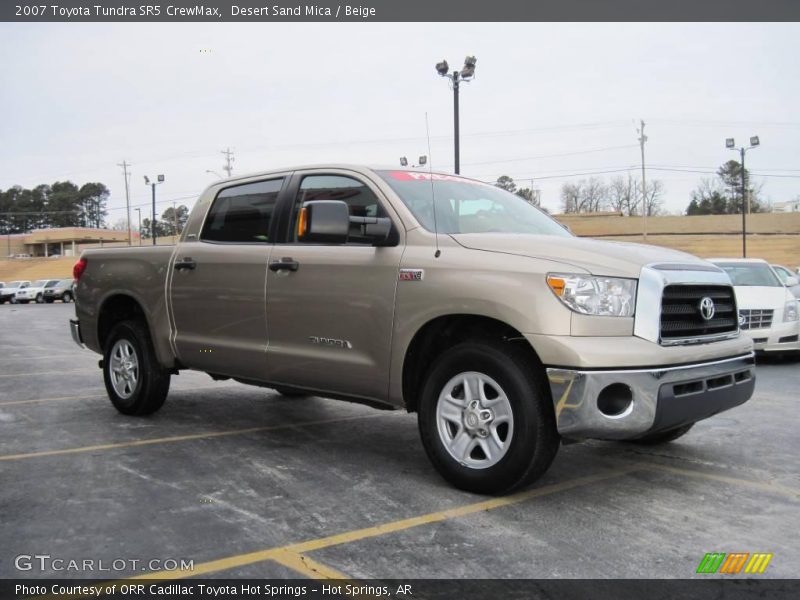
{"left": 435, "top": 55, "right": 477, "bottom": 174}
{"left": 399, "top": 157, "right": 408, "bottom": 167}
{"left": 143, "top": 174, "right": 165, "bottom": 246}
{"left": 419, "top": 155, "right": 427, "bottom": 166}
{"left": 726, "top": 135, "right": 760, "bottom": 258}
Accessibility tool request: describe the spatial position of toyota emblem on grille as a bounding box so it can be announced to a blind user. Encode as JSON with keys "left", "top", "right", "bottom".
{"left": 698, "top": 297, "right": 716, "bottom": 321}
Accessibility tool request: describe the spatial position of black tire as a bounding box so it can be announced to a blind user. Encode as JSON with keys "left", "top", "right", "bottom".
{"left": 271, "top": 386, "right": 308, "bottom": 398}
{"left": 628, "top": 423, "right": 694, "bottom": 445}
{"left": 62, "top": 292, "right": 72, "bottom": 303}
{"left": 418, "top": 341, "right": 560, "bottom": 495}
{"left": 35, "top": 293, "right": 43, "bottom": 303}
{"left": 103, "top": 320, "right": 170, "bottom": 416}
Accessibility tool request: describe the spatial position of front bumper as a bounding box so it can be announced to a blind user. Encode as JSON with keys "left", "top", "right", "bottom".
{"left": 743, "top": 320, "right": 800, "bottom": 353}
{"left": 69, "top": 319, "right": 84, "bottom": 348}
{"left": 546, "top": 352, "right": 755, "bottom": 440}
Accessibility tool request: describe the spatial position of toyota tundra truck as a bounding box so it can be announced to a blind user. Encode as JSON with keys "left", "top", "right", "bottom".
{"left": 70, "top": 165, "right": 756, "bottom": 494}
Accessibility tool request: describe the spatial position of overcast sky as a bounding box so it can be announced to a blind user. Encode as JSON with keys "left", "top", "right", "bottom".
{"left": 1, "top": 22, "right": 798, "bottom": 223}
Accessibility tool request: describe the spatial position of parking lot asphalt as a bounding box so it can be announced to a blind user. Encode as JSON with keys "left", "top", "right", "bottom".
{"left": 1, "top": 303, "right": 798, "bottom": 581}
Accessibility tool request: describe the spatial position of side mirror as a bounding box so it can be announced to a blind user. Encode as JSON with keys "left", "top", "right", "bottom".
{"left": 299, "top": 201, "right": 350, "bottom": 244}
{"left": 299, "top": 200, "right": 395, "bottom": 246}
{"left": 785, "top": 276, "right": 799, "bottom": 287}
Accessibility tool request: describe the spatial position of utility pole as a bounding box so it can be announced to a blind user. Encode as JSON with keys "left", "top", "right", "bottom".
{"left": 117, "top": 160, "right": 132, "bottom": 245}
{"left": 637, "top": 120, "right": 648, "bottom": 241}
{"left": 221, "top": 147, "right": 235, "bottom": 177}
{"left": 135, "top": 208, "right": 142, "bottom": 246}
{"left": 172, "top": 201, "right": 178, "bottom": 238}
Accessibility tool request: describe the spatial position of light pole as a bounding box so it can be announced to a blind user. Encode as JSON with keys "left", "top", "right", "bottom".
{"left": 135, "top": 208, "right": 142, "bottom": 246}
{"left": 205, "top": 169, "right": 223, "bottom": 178}
{"left": 143, "top": 175, "right": 164, "bottom": 246}
{"left": 435, "top": 56, "right": 476, "bottom": 175}
{"left": 725, "top": 136, "right": 759, "bottom": 258}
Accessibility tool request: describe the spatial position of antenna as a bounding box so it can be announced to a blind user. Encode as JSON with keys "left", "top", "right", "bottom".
{"left": 425, "top": 112, "right": 441, "bottom": 258}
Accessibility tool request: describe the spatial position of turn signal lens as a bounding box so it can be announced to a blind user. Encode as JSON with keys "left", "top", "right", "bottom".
{"left": 297, "top": 207, "right": 308, "bottom": 239}
{"left": 546, "top": 276, "right": 566, "bottom": 297}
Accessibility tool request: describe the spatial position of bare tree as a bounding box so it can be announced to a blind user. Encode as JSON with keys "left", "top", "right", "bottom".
{"left": 642, "top": 180, "right": 664, "bottom": 216}
{"left": 608, "top": 175, "right": 641, "bottom": 216}
{"left": 580, "top": 177, "right": 607, "bottom": 212}
{"left": 560, "top": 182, "right": 582, "bottom": 213}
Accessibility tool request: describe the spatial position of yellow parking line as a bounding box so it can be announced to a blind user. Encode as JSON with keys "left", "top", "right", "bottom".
{"left": 0, "top": 414, "right": 384, "bottom": 462}
{"left": 272, "top": 550, "right": 351, "bottom": 579}
{"left": 118, "top": 466, "right": 637, "bottom": 581}
{"left": 634, "top": 461, "right": 800, "bottom": 499}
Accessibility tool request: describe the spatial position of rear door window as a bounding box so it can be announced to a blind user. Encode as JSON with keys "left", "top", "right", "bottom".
{"left": 201, "top": 178, "right": 284, "bottom": 243}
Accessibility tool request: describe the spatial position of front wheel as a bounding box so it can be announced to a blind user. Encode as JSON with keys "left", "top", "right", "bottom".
{"left": 35, "top": 293, "right": 43, "bottom": 303}
{"left": 103, "top": 320, "right": 171, "bottom": 416}
{"left": 418, "top": 341, "right": 559, "bottom": 495}
{"left": 62, "top": 292, "right": 72, "bottom": 303}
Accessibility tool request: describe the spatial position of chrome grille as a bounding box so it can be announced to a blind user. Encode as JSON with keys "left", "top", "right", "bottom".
{"left": 739, "top": 309, "right": 774, "bottom": 330}
{"left": 660, "top": 284, "right": 738, "bottom": 341}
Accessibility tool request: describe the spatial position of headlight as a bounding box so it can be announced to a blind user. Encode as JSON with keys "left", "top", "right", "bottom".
{"left": 547, "top": 274, "right": 637, "bottom": 317}
{"left": 783, "top": 300, "right": 799, "bottom": 322}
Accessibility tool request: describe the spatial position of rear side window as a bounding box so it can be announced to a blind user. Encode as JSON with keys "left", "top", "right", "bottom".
{"left": 201, "top": 178, "right": 283, "bottom": 243}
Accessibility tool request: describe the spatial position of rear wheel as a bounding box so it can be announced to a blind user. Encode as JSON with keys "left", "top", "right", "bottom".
{"left": 62, "top": 292, "right": 72, "bottom": 303}
{"left": 103, "top": 320, "right": 170, "bottom": 416}
{"left": 628, "top": 424, "right": 694, "bottom": 445}
{"left": 418, "top": 341, "right": 559, "bottom": 495}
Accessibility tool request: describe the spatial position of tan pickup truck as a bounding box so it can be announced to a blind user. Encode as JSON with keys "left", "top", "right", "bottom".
{"left": 70, "top": 165, "right": 755, "bottom": 494}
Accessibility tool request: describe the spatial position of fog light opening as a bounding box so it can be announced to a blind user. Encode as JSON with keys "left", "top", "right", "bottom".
{"left": 597, "top": 383, "right": 634, "bottom": 419}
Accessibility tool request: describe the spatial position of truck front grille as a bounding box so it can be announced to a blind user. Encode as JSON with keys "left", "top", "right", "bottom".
{"left": 738, "top": 309, "right": 774, "bottom": 330}
{"left": 660, "top": 284, "right": 738, "bottom": 341}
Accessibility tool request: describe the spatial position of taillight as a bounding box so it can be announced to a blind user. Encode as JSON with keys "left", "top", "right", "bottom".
{"left": 73, "top": 258, "right": 87, "bottom": 282}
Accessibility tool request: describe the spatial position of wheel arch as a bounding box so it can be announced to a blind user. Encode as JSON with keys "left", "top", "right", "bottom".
{"left": 96, "top": 293, "right": 175, "bottom": 368}
{"left": 400, "top": 314, "right": 545, "bottom": 413}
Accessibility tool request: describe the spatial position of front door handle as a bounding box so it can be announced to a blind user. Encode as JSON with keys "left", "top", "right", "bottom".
{"left": 174, "top": 258, "right": 196, "bottom": 270}
{"left": 269, "top": 258, "right": 300, "bottom": 272}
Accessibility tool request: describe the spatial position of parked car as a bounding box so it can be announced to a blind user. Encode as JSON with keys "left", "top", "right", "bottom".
{"left": 771, "top": 264, "right": 800, "bottom": 299}
{"left": 15, "top": 279, "right": 59, "bottom": 304}
{"left": 710, "top": 258, "right": 800, "bottom": 356}
{"left": 71, "top": 165, "right": 756, "bottom": 494}
{"left": 42, "top": 279, "right": 75, "bottom": 303}
{"left": 0, "top": 280, "right": 32, "bottom": 304}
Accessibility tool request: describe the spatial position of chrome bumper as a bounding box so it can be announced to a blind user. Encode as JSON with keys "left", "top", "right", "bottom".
{"left": 69, "top": 319, "right": 84, "bottom": 348}
{"left": 546, "top": 353, "right": 756, "bottom": 440}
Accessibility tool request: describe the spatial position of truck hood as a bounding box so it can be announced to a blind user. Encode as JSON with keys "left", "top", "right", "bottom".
{"left": 450, "top": 233, "right": 710, "bottom": 278}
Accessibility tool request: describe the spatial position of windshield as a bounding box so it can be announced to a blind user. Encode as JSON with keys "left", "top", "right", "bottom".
{"left": 34, "top": 280, "right": 48, "bottom": 287}
{"left": 714, "top": 263, "right": 781, "bottom": 287}
{"left": 772, "top": 266, "right": 793, "bottom": 283}
{"left": 377, "top": 171, "right": 570, "bottom": 237}
{"left": 45, "top": 280, "right": 59, "bottom": 288}
{"left": 9, "top": 281, "right": 22, "bottom": 287}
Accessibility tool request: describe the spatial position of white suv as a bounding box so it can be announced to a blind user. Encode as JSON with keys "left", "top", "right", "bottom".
{"left": 14, "top": 279, "right": 59, "bottom": 304}
{"left": 711, "top": 258, "right": 800, "bottom": 356}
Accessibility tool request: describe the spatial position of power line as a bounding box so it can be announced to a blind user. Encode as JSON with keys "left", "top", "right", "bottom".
{"left": 456, "top": 144, "right": 640, "bottom": 168}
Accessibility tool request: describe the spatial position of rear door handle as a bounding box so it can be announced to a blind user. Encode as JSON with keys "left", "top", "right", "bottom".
{"left": 174, "top": 258, "right": 196, "bottom": 270}
{"left": 269, "top": 258, "right": 300, "bottom": 272}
